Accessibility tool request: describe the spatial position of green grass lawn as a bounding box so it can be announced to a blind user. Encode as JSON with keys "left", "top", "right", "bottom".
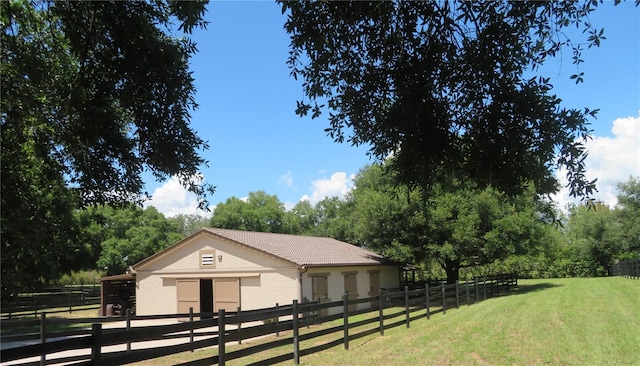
{"left": 298, "top": 277, "right": 640, "bottom": 366}
{"left": 130, "top": 277, "right": 639, "bottom": 366}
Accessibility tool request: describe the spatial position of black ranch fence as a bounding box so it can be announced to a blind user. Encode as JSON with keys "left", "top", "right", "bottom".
{"left": 611, "top": 258, "right": 640, "bottom": 279}
{"left": 1, "top": 285, "right": 101, "bottom": 320}
{"left": 0, "top": 273, "right": 517, "bottom": 366}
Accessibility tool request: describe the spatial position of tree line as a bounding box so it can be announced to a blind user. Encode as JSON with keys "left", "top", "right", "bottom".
{"left": 210, "top": 169, "right": 640, "bottom": 283}
{"left": 11, "top": 170, "right": 636, "bottom": 296}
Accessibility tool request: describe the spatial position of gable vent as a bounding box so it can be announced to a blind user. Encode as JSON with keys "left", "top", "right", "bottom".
{"left": 200, "top": 250, "right": 216, "bottom": 268}
{"left": 202, "top": 254, "right": 214, "bottom": 266}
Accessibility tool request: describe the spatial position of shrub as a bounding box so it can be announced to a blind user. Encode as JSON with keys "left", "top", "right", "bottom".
{"left": 58, "top": 270, "right": 105, "bottom": 286}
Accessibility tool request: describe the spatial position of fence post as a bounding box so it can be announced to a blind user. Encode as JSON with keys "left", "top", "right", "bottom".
{"left": 34, "top": 293, "right": 37, "bottom": 318}
{"left": 378, "top": 290, "right": 384, "bottom": 336}
{"left": 40, "top": 312, "right": 46, "bottom": 366}
{"left": 455, "top": 281, "right": 459, "bottom": 309}
{"left": 442, "top": 285, "right": 446, "bottom": 315}
{"left": 237, "top": 306, "right": 242, "bottom": 345}
{"left": 483, "top": 277, "right": 487, "bottom": 300}
{"left": 466, "top": 280, "right": 470, "bottom": 306}
{"left": 68, "top": 288, "right": 72, "bottom": 313}
{"left": 425, "top": 283, "right": 430, "bottom": 320}
{"left": 404, "top": 286, "right": 410, "bottom": 328}
{"left": 292, "top": 300, "right": 300, "bottom": 365}
{"left": 126, "top": 308, "right": 132, "bottom": 354}
{"left": 91, "top": 323, "right": 102, "bottom": 364}
{"left": 304, "top": 297, "right": 310, "bottom": 329}
{"left": 343, "top": 293, "right": 349, "bottom": 350}
{"left": 275, "top": 303, "right": 280, "bottom": 337}
{"left": 189, "top": 307, "right": 194, "bottom": 352}
{"left": 218, "top": 309, "right": 226, "bottom": 366}
{"left": 475, "top": 278, "right": 479, "bottom": 302}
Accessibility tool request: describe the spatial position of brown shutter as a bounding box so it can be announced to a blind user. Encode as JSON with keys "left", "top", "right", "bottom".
{"left": 312, "top": 275, "right": 329, "bottom": 317}
{"left": 344, "top": 273, "right": 358, "bottom": 312}
{"left": 368, "top": 271, "right": 380, "bottom": 308}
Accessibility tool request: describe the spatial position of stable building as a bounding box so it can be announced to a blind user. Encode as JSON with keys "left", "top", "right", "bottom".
{"left": 129, "top": 228, "right": 400, "bottom": 316}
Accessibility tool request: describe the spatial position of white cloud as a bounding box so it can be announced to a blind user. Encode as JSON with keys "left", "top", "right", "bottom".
{"left": 300, "top": 172, "right": 356, "bottom": 205}
{"left": 278, "top": 171, "right": 294, "bottom": 188}
{"left": 144, "top": 176, "right": 211, "bottom": 218}
{"left": 283, "top": 200, "right": 296, "bottom": 211}
{"left": 553, "top": 114, "right": 640, "bottom": 209}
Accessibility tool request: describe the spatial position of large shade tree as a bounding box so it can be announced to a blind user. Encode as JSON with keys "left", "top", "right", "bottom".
{"left": 169, "top": 214, "right": 212, "bottom": 237}
{"left": 615, "top": 177, "right": 640, "bottom": 258}
{"left": 95, "top": 206, "right": 184, "bottom": 275}
{"left": 281, "top": 1, "right": 615, "bottom": 199}
{"left": 562, "top": 203, "right": 619, "bottom": 276}
{"left": 1, "top": 0, "right": 211, "bottom": 296}
{"left": 209, "top": 191, "right": 298, "bottom": 234}
{"left": 291, "top": 197, "right": 352, "bottom": 239}
{"left": 345, "top": 164, "right": 555, "bottom": 283}
{"left": 551, "top": 178, "right": 640, "bottom": 277}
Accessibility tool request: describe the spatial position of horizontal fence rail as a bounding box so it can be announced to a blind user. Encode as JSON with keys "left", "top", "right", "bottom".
{"left": 2, "top": 285, "right": 101, "bottom": 319}
{"left": 0, "top": 273, "right": 518, "bottom": 366}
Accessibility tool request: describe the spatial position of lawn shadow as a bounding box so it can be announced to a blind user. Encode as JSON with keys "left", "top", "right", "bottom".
{"left": 510, "top": 282, "right": 562, "bottom": 296}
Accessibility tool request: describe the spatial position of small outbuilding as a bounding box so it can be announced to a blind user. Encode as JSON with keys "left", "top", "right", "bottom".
{"left": 130, "top": 228, "right": 400, "bottom": 316}
{"left": 99, "top": 273, "right": 136, "bottom": 316}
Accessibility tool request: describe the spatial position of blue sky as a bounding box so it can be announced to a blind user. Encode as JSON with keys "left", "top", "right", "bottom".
{"left": 145, "top": 1, "right": 640, "bottom": 217}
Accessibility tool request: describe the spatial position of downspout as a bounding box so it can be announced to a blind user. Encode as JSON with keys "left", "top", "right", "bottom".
{"left": 299, "top": 266, "right": 307, "bottom": 302}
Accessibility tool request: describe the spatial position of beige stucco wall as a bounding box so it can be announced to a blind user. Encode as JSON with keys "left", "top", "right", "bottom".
{"left": 302, "top": 265, "right": 400, "bottom": 314}
{"left": 135, "top": 232, "right": 300, "bottom": 315}
{"left": 239, "top": 270, "right": 299, "bottom": 310}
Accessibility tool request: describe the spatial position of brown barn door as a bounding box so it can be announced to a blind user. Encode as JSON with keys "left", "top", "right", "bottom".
{"left": 344, "top": 273, "right": 358, "bottom": 312}
{"left": 177, "top": 279, "right": 199, "bottom": 321}
{"left": 368, "top": 271, "right": 380, "bottom": 308}
{"left": 312, "top": 275, "right": 329, "bottom": 317}
{"left": 213, "top": 278, "right": 240, "bottom": 312}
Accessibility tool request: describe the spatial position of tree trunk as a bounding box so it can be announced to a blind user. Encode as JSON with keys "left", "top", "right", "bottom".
{"left": 443, "top": 260, "right": 460, "bottom": 284}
